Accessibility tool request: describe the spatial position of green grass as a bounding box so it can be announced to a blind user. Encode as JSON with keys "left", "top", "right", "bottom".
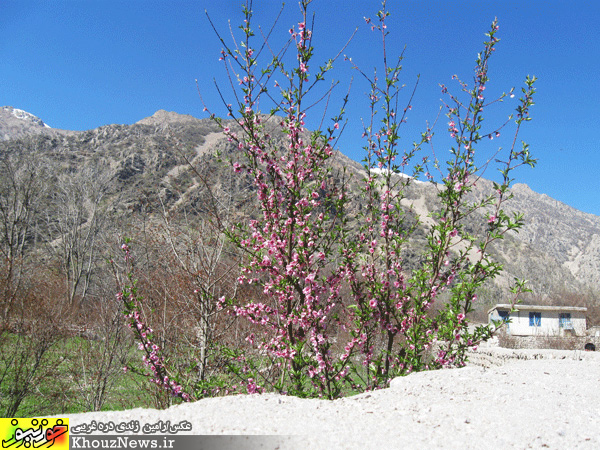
{"left": 0, "top": 332, "right": 161, "bottom": 417}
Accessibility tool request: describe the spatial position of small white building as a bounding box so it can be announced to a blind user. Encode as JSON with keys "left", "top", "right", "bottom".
{"left": 488, "top": 304, "right": 587, "bottom": 337}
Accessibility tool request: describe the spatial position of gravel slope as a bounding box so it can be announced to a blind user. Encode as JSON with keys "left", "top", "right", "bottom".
{"left": 63, "top": 348, "right": 600, "bottom": 449}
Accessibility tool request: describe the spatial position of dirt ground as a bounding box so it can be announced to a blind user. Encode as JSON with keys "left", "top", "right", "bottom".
{"left": 63, "top": 347, "right": 600, "bottom": 449}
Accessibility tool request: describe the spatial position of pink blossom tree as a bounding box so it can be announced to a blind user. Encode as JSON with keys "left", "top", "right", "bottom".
{"left": 203, "top": 1, "right": 358, "bottom": 398}
{"left": 204, "top": 0, "right": 536, "bottom": 396}
{"left": 119, "top": 0, "right": 537, "bottom": 400}
{"left": 343, "top": 9, "right": 536, "bottom": 389}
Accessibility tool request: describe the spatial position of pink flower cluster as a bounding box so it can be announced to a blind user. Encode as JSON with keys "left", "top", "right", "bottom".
{"left": 211, "top": 13, "right": 359, "bottom": 397}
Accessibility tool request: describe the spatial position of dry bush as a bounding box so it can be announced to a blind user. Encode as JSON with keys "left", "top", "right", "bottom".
{"left": 115, "top": 221, "right": 248, "bottom": 404}
{"left": 64, "top": 293, "right": 135, "bottom": 412}
{"left": 0, "top": 264, "right": 71, "bottom": 416}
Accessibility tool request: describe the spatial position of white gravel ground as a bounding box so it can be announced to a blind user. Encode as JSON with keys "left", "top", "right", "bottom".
{"left": 63, "top": 348, "right": 600, "bottom": 449}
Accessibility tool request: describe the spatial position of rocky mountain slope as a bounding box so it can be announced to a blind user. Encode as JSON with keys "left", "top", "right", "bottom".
{"left": 1, "top": 107, "right": 598, "bottom": 317}
{"left": 500, "top": 182, "right": 600, "bottom": 287}
{"left": 0, "top": 106, "right": 75, "bottom": 141}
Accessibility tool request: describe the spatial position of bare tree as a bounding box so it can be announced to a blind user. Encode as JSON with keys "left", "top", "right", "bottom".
{"left": 157, "top": 200, "right": 240, "bottom": 383}
{"left": 0, "top": 148, "right": 47, "bottom": 320}
{"left": 0, "top": 147, "right": 72, "bottom": 417}
{"left": 45, "top": 163, "right": 112, "bottom": 307}
{"left": 0, "top": 148, "right": 47, "bottom": 321}
{"left": 157, "top": 153, "right": 251, "bottom": 384}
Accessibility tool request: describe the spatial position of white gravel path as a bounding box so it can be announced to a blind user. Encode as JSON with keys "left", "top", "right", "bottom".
{"left": 63, "top": 348, "right": 600, "bottom": 449}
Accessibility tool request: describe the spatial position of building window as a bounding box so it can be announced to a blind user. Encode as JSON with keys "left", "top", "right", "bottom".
{"left": 559, "top": 313, "right": 573, "bottom": 330}
{"left": 498, "top": 311, "right": 510, "bottom": 330}
{"left": 529, "top": 312, "right": 541, "bottom": 327}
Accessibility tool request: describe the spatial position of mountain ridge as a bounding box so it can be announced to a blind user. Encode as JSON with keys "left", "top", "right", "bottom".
{"left": 1, "top": 107, "right": 598, "bottom": 317}
{"left": 0, "top": 106, "right": 77, "bottom": 141}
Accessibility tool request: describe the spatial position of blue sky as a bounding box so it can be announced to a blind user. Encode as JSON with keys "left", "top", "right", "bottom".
{"left": 2, "top": 1, "right": 599, "bottom": 216}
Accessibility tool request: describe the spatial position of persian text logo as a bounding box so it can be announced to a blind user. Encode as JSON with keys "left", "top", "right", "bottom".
{"left": 1, "top": 418, "right": 69, "bottom": 449}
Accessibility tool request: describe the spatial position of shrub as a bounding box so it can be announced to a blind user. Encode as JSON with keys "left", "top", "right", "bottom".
{"left": 121, "top": 0, "right": 537, "bottom": 400}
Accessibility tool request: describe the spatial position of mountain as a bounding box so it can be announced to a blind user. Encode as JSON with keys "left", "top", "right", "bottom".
{"left": 1, "top": 106, "right": 58, "bottom": 141}
{"left": 489, "top": 182, "right": 600, "bottom": 287}
{"left": 1, "top": 107, "right": 598, "bottom": 320}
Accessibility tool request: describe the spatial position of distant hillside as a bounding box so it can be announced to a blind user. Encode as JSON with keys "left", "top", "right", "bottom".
{"left": 1, "top": 107, "right": 598, "bottom": 320}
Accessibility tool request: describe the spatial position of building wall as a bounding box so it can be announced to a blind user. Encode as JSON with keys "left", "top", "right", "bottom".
{"left": 496, "top": 334, "right": 600, "bottom": 350}
{"left": 489, "top": 308, "right": 587, "bottom": 336}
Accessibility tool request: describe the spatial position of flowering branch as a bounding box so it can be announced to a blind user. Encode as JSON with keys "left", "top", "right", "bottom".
{"left": 116, "top": 241, "right": 191, "bottom": 402}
